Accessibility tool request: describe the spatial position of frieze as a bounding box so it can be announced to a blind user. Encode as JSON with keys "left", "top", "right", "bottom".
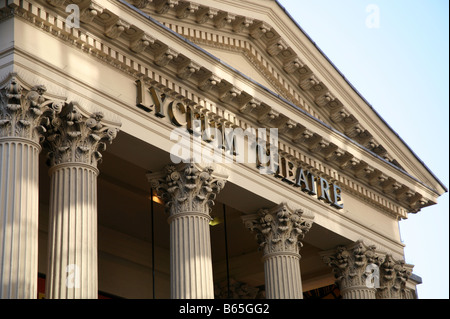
{"left": 138, "top": 84, "right": 345, "bottom": 209}
{"left": 16, "top": 0, "right": 434, "bottom": 216}
{"left": 144, "top": 4, "right": 405, "bottom": 170}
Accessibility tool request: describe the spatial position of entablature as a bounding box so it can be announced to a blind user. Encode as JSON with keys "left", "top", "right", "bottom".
{"left": 11, "top": 0, "right": 440, "bottom": 217}
{"left": 125, "top": 0, "right": 406, "bottom": 172}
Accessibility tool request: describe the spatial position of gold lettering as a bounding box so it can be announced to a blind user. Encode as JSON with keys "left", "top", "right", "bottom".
{"left": 308, "top": 172, "right": 317, "bottom": 196}
{"left": 318, "top": 177, "right": 333, "bottom": 203}
{"left": 295, "top": 168, "right": 310, "bottom": 192}
{"left": 149, "top": 87, "right": 167, "bottom": 118}
{"left": 277, "top": 157, "right": 297, "bottom": 184}
{"left": 331, "top": 184, "right": 344, "bottom": 209}
{"left": 201, "top": 112, "right": 215, "bottom": 142}
{"left": 135, "top": 80, "right": 152, "bottom": 112}
{"left": 186, "top": 105, "right": 201, "bottom": 135}
{"left": 168, "top": 100, "right": 187, "bottom": 126}
{"left": 135, "top": 82, "right": 344, "bottom": 209}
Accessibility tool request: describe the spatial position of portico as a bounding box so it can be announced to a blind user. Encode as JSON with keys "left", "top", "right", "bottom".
{"left": 0, "top": 0, "right": 446, "bottom": 300}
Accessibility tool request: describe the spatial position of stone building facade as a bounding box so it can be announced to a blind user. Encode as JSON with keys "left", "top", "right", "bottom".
{"left": 0, "top": 0, "right": 446, "bottom": 299}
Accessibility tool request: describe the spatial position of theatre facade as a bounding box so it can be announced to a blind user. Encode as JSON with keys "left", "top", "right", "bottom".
{"left": 0, "top": 0, "right": 446, "bottom": 299}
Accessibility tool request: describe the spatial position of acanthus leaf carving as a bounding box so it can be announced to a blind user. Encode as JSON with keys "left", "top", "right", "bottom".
{"left": 43, "top": 103, "right": 120, "bottom": 167}
{"left": 148, "top": 162, "right": 227, "bottom": 217}
{"left": 321, "top": 241, "right": 385, "bottom": 291}
{"left": 0, "top": 74, "right": 64, "bottom": 143}
{"left": 242, "top": 203, "right": 314, "bottom": 256}
{"left": 377, "top": 254, "right": 412, "bottom": 299}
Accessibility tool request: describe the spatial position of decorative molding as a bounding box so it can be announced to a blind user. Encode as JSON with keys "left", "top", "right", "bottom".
{"left": 11, "top": 0, "right": 435, "bottom": 216}
{"left": 182, "top": 33, "right": 321, "bottom": 121}
{"left": 146, "top": 4, "right": 403, "bottom": 168}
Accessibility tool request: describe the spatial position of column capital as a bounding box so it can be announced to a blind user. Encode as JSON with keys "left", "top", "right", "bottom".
{"left": 377, "top": 254, "right": 413, "bottom": 299}
{"left": 0, "top": 73, "right": 64, "bottom": 143}
{"left": 321, "top": 240, "right": 385, "bottom": 296}
{"left": 242, "top": 202, "right": 314, "bottom": 256}
{"left": 147, "top": 162, "right": 228, "bottom": 217}
{"left": 44, "top": 102, "right": 120, "bottom": 168}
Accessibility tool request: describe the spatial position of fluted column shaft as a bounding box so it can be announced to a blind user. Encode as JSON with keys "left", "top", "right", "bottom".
{"left": 0, "top": 138, "right": 40, "bottom": 298}
{"left": 0, "top": 74, "right": 62, "bottom": 299}
{"left": 341, "top": 286, "right": 376, "bottom": 299}
{"left": 263, "top": 252, "right": 303, "bottom": 299}
{"left": 148, "top": 163, "right": 227, "bottom": 299}
{"left": 170, "top": 212, "right": 214, "bottom": 298}
{"left": 43, "top": 103, "right": 120, "bottom": 299}
{"left": 242, "top": 203, "right": 314, "bottom": 299}
{"left": 45, "top": 163, "right": 98, "bottom": 298}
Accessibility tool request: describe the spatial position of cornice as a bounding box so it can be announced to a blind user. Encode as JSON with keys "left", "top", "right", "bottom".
{"left": 131, "top": 0, "right": 448, "bottom": 196}
{"left": 129, "top": 0, "right": 404, "bottom": 171}
{"left": 10, "top": 0, "right": 439, "bottom": 217}
{"left": 273, "top": 0, "right": 447, "bottom": 196}
{"left": 162, "top": 23, "right": 328, "bottom": 125}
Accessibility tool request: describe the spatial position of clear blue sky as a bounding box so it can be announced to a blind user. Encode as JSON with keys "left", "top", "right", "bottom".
{"left": 277, "top": 0, "right": 449, "bottom": 299}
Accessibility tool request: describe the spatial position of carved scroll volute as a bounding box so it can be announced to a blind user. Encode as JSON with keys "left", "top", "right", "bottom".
{"left": 44, "top": 102, "right": 120, "bottom": 168}
{"left": 148, "top": 163, "right": 227, "bottom": 217}
{"left": 243, "top": 203, "right": 314, "bottom": 256}
{"left": 0, "top": 74, "right": 64, "bottom": 143}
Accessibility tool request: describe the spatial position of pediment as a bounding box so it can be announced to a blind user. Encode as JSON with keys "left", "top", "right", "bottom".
{"left": 33, "top": 0, "right": 445, "bottom": 213}
{"left": 129, "top": 0, "right": 412, "bottom": 172}
{"left": 124, "top": 0, "right": 446, "bottom": 197}
{"left": 193, "top": 46, "right": 283, "bottom": 101}
{"left": 134, "top": 1, "right": 333, "bottom": 123}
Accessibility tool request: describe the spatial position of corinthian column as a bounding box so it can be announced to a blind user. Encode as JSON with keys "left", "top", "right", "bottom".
{"left": 321, "top": 241, "right": 385, "bottom": 299}
{"left": 147, "top": 163, "right": 227, "bottom": 299}
{"left": 0, "top": 74, "right": 62, "bottom": 298}
{"left": 242, "top": 203, "right": 314, "bottom": 299}
{"left": 43, "top": 103, "right": 120, "bottom": 299}
{"left": 377, "top": 254, "right": 413, "bottom": 299}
